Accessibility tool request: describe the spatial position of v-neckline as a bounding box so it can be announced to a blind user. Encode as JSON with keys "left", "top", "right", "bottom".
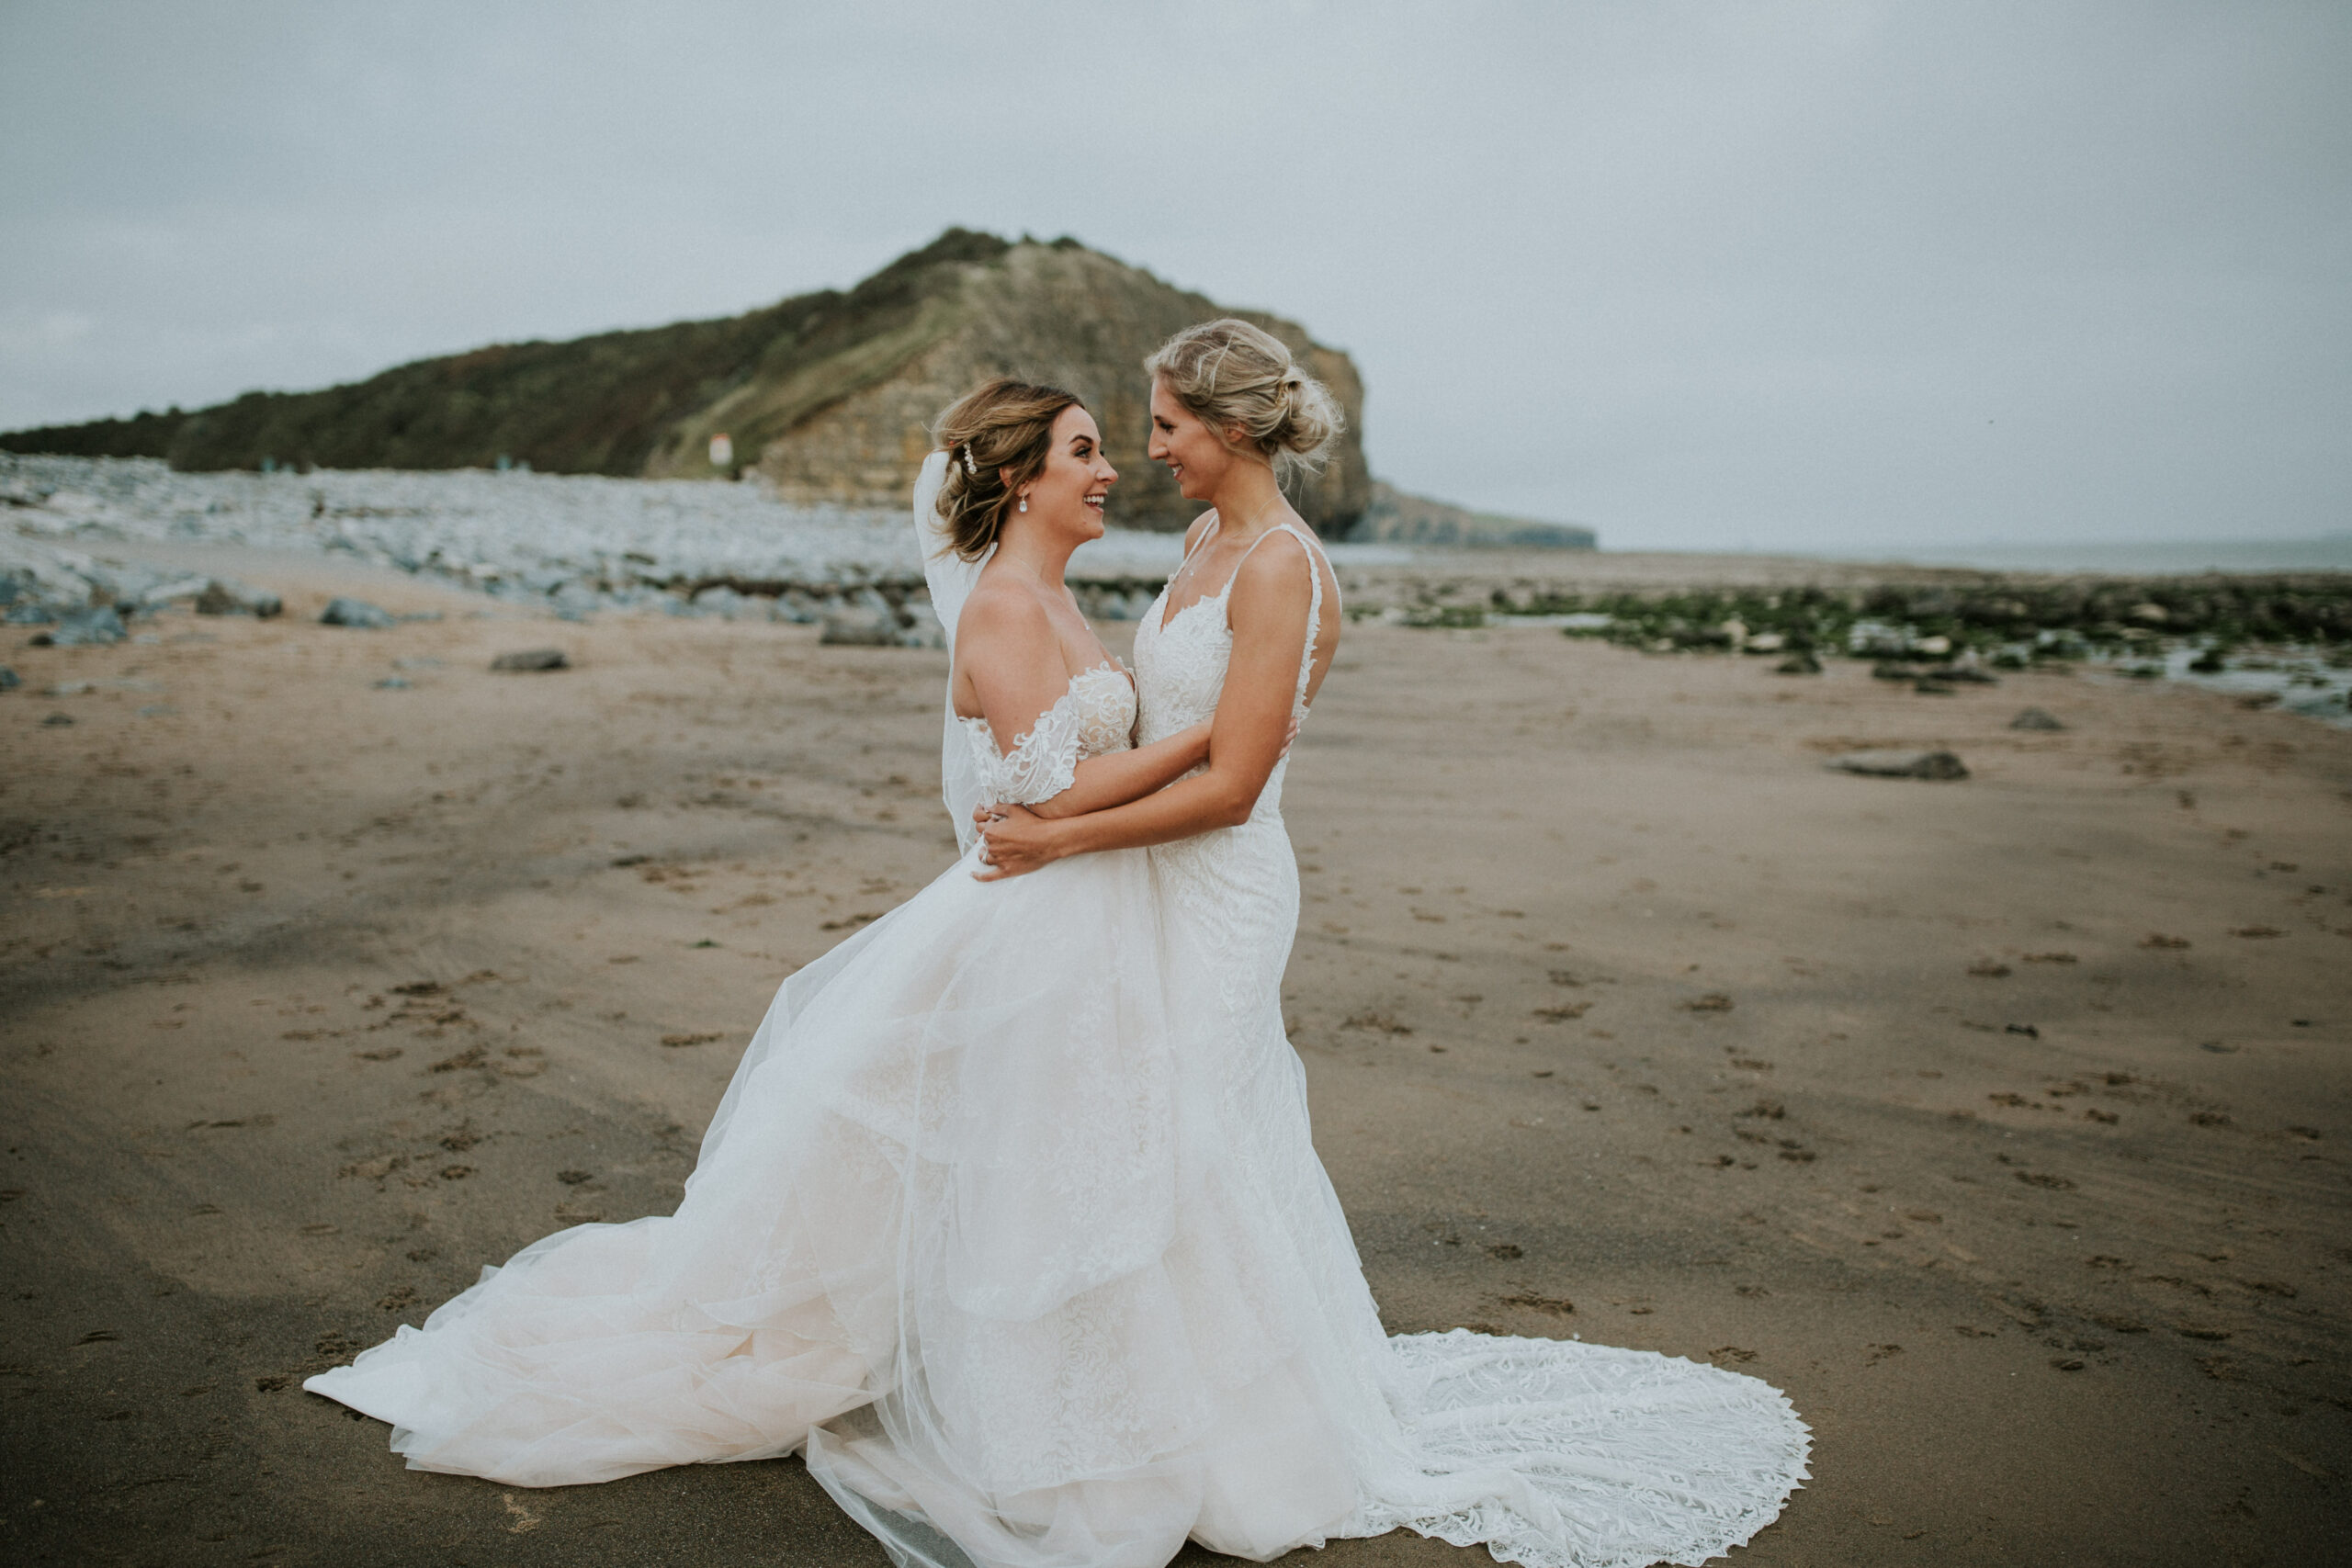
{"left": 1157, "top": 514, "right": 1300, "bottom": 634}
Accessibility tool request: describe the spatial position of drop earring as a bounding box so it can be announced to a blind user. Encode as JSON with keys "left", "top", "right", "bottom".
{"left": 1018, "top": 493, "right": 1028, "bottom": 513}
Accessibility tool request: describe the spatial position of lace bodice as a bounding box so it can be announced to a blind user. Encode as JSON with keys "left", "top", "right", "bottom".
{"left": 954, "top": 663, "right": 1135, "bottom": 810}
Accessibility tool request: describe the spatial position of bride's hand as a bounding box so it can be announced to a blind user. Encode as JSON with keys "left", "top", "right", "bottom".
{"left": 973, "top": 803, "right": 1060, "bottom": 881}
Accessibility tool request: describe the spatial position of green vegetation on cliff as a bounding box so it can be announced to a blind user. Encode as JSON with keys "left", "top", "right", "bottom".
{"left": 1, "top": 229, "right": 1374, "bottom": 534}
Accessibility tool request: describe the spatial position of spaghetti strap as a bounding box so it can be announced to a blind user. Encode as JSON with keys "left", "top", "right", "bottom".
{"left": 1179, "top": 512, "right": 1222, "bottom": 565}
{"left": 1227, "top": 524, "right": 1334, "bottom": 713}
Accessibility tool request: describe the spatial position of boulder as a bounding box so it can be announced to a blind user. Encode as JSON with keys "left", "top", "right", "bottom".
{"left": 896, "top": 604, "right": 948, "bottom": 649}
{"left": 820, "top": 607, "right": 899, "bottom": 647}
{"left": 548, "top": 582, "right": 601, "bottom": 621}
{"left": 320, "top": 597, "right": 395, "bottom": 629}
{"left": 45, "top": 605, "right": 127, "bottom": 646}
{"left": 196, "top": 579, "right": 284, "bottom": 618}
{"left": 490, "top": 649, "right": 569, "bottom": 672}
{"left": 2009, "top": 707, "right": 2066, "bottom": 731}
{"left": 1831, "top": 750, "right": 1969, "bottom": 781}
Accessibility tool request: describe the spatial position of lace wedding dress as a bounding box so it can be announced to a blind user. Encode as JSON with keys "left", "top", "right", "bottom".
{"left": 304, "top": 462, "right": 1809, "bottom": 1568}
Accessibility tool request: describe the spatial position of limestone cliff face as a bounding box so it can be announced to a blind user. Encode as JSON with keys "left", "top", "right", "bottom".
{"left": 3, "top": 229, "right": 1370, "bottom": 536}
{"left": 699, "top": 241, "right": 1370, "bottom": 534}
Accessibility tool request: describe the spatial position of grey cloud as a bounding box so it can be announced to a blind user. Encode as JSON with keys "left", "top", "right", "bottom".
{"left": 2, "top": 0, "right": 2344, "bottom": 549}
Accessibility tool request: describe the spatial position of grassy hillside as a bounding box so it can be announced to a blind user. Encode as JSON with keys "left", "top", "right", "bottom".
{"left": 0, "top": 229, "right": 1011, "bottom": 477}
{"left": 1, "top": 228, "right": 1374, "bottom": 532}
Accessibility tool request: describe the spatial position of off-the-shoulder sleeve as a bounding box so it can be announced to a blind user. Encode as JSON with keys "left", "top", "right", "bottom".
{"left": 964, "top": 695, "right": 1083, "bottom": 806}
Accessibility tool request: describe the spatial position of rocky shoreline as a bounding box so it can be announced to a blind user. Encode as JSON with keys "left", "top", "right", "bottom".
{"left": 7, "top": 454, "right": 2347, "bottom": 720}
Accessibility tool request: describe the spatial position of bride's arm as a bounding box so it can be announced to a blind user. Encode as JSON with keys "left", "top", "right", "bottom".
{"left": 975, "top": 542, "right": 1313, "bottom": 878}
{"left": 958, "top": 587, "right": 1212, "bottom": 818}
{"left": 1027, "top": 723, "right": 1210, "bottom": 818}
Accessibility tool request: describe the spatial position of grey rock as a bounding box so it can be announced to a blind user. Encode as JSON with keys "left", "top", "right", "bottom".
{"left": 6, "top": 603, "right": 56, "bottom": 625}
{"left": 1773, "top": 652, "right": 1823, "bottom": 675}
{"left": 1831, "top": 749, "right": 1969, "bottom": 781}
{"left": 549, "top": 582, "right": 601, "bottom": 621}
{"left": 48, "top": 605, "right": 127, "bottom": 646}
{"left": 374, "top": 676, "right": 413, "bottom": 689}
{"left": 490, "top": 649, "right": 569, "bottom": 672}
{"left": 692, "top": 585, "right": 748, "bottom": 618}
{"left": 196, "top": 579, "right": 284, "bottom": 617}
{"left": 895, "top": 604, "right": 948, "bottom": 649}
{"left": 320, "top": 596, "right": 395, "bottom": 628}
{"left": 820, "top": 607, "right": 899, "bottom": 646}
{"left": 132, "top": 574, "right": 212, "bottom": 610}
{"left": 1913, "top": 677, "right": 1958, "bottom": 695}
{"left": 0, "top": 667, "right": 17, "bottom": 691}
{"left": 41, "top": 712, "right": 74, "bottom": 726}
{"left": 2009, "top": 707, "right": 2066, "bottom": 731}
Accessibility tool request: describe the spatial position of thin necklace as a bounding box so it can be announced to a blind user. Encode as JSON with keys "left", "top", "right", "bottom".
{"left": 1174, "top": 499, "right": 1285, "bottom": 598}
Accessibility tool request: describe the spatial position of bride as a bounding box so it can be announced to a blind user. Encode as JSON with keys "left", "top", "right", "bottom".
{"left": 305, "top": 336, "right": 1809, "bottom": 1568}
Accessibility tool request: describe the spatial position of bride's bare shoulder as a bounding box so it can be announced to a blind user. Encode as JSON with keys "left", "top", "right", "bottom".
{"left": 1181, "top": 511, "right": 1220, "bottom": 554}
{"left": 956, "top": 574, "right": 1052, "bottom": 652}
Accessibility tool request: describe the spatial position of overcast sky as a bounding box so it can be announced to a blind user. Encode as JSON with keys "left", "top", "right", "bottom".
{"left": 3, "top": 1, "right": 2345, "bottom": 550}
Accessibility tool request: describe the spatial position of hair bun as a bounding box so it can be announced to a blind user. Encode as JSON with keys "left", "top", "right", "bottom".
{"left": 1145, "top": 318, "right": 1344, "bottom": 479}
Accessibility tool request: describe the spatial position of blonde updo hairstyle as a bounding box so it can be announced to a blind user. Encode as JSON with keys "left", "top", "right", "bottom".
{"left": 1144, "top": 318, "right": 1343, "bottom": 483}
{"left": 931, "top": 377, "right": 1084, "bottom": 561}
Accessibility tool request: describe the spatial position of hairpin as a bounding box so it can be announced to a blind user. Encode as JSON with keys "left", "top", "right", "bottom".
{"left": 958, "top": 445, "right": 978, "bottom": 479}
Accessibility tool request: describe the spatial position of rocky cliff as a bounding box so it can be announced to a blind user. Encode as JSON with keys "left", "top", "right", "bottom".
{"left": 1346, "top": 480, "right": 1596, "bottom": 548}
{"left": 1, "top": 230, "right": 1372, "bottom": 535}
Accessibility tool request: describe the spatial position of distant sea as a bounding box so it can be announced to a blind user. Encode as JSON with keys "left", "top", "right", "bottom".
{"left": 1812, "top": 536, "right": 2352, "bottom": 576}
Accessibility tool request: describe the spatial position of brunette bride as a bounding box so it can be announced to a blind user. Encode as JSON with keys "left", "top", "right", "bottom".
{"left": 304, "top": 345, "right": 1810, "bottom": 1568}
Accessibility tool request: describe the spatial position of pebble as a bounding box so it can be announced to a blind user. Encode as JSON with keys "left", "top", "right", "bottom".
{"left": 320, "top": 597, "right": 395, "bottom": 629}
{"left": 1831, "top": 750, "right": 1970, "bottom": 780}
{"left": 490, "top": 649, "right": 569, "bottom": 672}
{"left": 196, "top": 579, "right": 283, "bottom": 617}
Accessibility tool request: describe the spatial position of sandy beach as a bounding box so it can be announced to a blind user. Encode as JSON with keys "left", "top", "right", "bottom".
{"left": 3, "top": 545, "right": 2346, "bottom": 1566}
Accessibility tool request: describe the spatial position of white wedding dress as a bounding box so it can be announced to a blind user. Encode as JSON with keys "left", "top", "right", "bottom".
{"left": 305, "top": 461, "right": 1809, "bottom": 1568}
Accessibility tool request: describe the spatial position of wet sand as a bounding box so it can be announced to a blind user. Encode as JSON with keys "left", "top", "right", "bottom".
{"left": 3, "top": 549, "right": 2346, "bottom": 1566}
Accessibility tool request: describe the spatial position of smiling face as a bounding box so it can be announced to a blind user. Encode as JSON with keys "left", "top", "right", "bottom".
{"left": 1148, "top": 378, "right": 1245, "bottom": 502}
{"left": 1014, "top": 404, "right": 1117, "bottom": 542}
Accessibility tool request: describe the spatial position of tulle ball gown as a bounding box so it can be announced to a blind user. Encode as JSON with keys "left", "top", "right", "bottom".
{"left": 306, "top": 462, "right": 1810, "bottom": 1568}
